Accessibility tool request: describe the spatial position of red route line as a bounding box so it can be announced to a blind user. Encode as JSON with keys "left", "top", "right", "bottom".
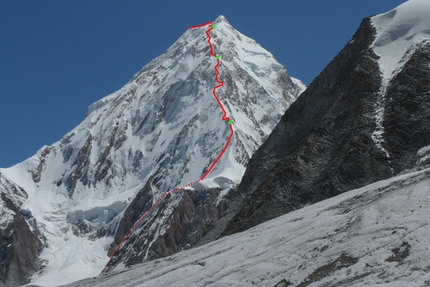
{"left": 109, "top": 21, "right": 234, "bottom": 258}
{"left": 189, "top": 21, "right": 212, "bottom": 29}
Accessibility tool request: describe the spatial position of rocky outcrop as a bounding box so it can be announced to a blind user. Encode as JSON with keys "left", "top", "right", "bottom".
{"left": 383, "top": 41, "right": 430, "bottom": 173}
{"left": 109, "top": 179, "right": 155, "bottom": 252}
{"left": 64, "top": 134, "right": 93, "bottom": 196}
{"left": 32, "top": 146, "right": 51, "bottom": 183}
{"left": 0, "top": 175, "right": 43, "bottom": 287}
{"left": 221, "top": 18, "right": 430, "bottom": 236}
{"left": 104, "top": 180, "right": 233, "bottom": 271}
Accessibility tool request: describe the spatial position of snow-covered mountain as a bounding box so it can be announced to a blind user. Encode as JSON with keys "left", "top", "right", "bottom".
{"left": 0, "top": 15, "right": 304, "bottom": 286}
{"left": 218, "top": 0, "right": 430, "bottom": 237}
{"left": 62, "top": 166, "right": 430, "bottom": 287}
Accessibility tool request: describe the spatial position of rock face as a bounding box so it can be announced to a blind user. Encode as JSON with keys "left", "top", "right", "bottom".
{"left": 221, "top": 12, "right": 430, "bottom": 235}
{"left": 383, "top": 42, "right": 430, "bottom": 173}
{"left": 104, "top": 184, "right": 232, "bottom": 272}
{"left": 0, "top": 174, "right": 43, "bottom": 287}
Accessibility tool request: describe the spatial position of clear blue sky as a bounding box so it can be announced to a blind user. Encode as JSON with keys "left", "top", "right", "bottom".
{"left": 0, "top": 0, "right": 405, "bottom": 168}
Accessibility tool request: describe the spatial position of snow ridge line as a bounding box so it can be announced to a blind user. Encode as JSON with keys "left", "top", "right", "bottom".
{"left": 108, "top": 21, "right": 234, "bottom": 258}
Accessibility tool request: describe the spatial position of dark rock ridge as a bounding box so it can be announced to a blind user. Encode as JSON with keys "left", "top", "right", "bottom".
{"left": 221, "top": 18, "right": 430, "bottom": 235}
{"left": 383, "top": 41, "right": 430, "bottom": 172}
{"left": 110, "top": 179, "right": 155, "bottom": 251}
{"left": 104, "top": 179, "right": 233, "bottom": 271}
{"left": 0, "top": 175, "right": 43, "bottom": 287}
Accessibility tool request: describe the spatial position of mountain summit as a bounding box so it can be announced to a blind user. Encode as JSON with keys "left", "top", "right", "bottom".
{"left": 0, "top": 16, "right": 304, "bottom": 286}
{"left": 214, "top": 15, "right": 228, "bottom": 24}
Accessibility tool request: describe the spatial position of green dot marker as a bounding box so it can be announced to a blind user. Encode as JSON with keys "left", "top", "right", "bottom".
{"left": 228, "top": 119, "right": 232, "bottom": 125}
{"left": 216, "top": 55, "right": 220, "bottom": 59}
{"left": 212, "top": 24, "right": 216, "bottom": 29}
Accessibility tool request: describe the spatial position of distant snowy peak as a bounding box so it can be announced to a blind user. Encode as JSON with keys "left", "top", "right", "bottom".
{"left": 371, "top": 0, "right": 430, "bottom": 82}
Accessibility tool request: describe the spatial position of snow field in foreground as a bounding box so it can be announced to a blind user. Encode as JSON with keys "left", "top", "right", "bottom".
{"left": 62, "top": 167, "right": 430, "bottom": 287}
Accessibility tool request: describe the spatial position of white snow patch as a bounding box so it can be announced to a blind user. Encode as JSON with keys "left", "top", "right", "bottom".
{"left": 371, "top": 82, "right": 392, "bottom": 161}
{"left": 417, "top": 145, "right": 430, "bottom": 165}
{"left": 28, "top": 236, "right": 112, "bottom": 287}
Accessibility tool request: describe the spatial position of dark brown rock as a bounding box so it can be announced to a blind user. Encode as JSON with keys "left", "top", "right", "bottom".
{"left": 64, "top": 134, "right": 93, "bottom": 196}
{"left": 104, "top": 180, "right": 232, "bottom": 271}
{"left": 296, "top": 255, "right": 358, "bottom": 287}
{"left": 109, "top": 179, "right": 154, "bottom": 253}
{"left": 222, "top": 19, "right": 430, "bottom": 236}
{"left": 274, "top": 279, "right": 293, "bottom": 287}
{"left": 32, "top": 147, "right": 51, "bottom": 183}
{"left": 0, "top": 192, "right": 43, "bottom": 287}
{"left": 383, "top": 42, "right": 430, "bottom": 172}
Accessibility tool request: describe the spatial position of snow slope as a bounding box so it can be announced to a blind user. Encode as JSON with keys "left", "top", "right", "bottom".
{"left": 1, "top": 15, "right": 305, "bottom": 286}
{"left": 371, "top": 0, "right": 430, "bottom": 159}
{"left": 61, "top": 166, "right": 430, "bottom": 287}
